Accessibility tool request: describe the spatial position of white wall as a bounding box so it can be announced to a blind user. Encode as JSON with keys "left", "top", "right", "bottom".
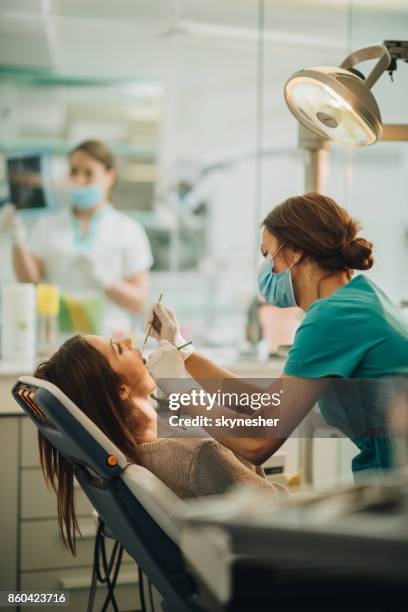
{"left": 1, "top": 0, "right": 407, "bottom": 315}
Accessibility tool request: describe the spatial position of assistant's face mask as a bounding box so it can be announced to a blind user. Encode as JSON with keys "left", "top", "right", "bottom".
{"left": 66, "top": 183, "right": 104, "bottom": 209}
{"left": 257, "top": 243, "right": 297, "bottom": 308}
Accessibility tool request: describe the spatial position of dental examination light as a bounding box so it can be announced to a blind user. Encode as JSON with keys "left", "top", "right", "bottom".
{"left": 285, "top": 40, "right": 408, "bottom": 146}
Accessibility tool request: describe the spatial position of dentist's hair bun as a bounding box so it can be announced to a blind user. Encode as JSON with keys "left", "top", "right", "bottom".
{"left": 340, "top": 237, "right": 373, "bottom": 270}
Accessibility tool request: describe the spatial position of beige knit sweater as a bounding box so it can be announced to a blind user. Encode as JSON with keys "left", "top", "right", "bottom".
{"left": 136, "top": 430, "right": 284, "bottom": 499}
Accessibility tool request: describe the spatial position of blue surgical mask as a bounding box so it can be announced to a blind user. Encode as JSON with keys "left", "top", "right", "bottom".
{"left": 66, "top": 184, "right": 104, "bottom": 209}
{"left": 257, "top": 244, "right": 297, "bottom": 308}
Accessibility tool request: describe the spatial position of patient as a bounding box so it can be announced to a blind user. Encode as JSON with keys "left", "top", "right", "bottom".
{"left": 34, "top": 335, "right": 283, "bottom": 552}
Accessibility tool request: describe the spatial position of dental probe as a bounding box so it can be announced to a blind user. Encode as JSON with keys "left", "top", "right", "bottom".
{"left": 142, "top": 292, "right": 163, "bottom": 352}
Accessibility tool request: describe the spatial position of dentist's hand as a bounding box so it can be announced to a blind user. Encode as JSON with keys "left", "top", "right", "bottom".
{"left": 144, "top": 302, "right": 194, "bottom": 360}
{"left": 147, "top": 340, "right": 191, "bottom": 395}
{"left": 0, "top": 204, "right": 26, "bottom": 245}
{"left": 147, "top": 340, "right": 202, "bottom": 404}
{"left": 144, "top": 302, "right": 178, "bottom": 342}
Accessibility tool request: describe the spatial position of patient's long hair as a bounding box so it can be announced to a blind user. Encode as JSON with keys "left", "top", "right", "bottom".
{"left": 34, "top": 335, "right": 139, "bottom": 554}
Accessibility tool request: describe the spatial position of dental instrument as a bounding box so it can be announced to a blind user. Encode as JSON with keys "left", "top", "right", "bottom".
{"left": 142, "top": 293, "right": 163, "bottom": 354}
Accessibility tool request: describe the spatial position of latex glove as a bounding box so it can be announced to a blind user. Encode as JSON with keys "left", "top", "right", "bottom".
{"left": 0, "top": 204, "right": 26, "bottom": 245}
{"left": 144, "top": 301, "right": 194, "bottom": 361}
{"left": 74, "top": 253, "right": 116, "bottom": 290}
{"left": 147, "top": 339, "right": 194, "bottom": 395}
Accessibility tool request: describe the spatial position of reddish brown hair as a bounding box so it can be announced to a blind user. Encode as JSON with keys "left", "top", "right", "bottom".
{"left": 262, "top": 192, "right": 373, "bottom": 278}
{"left": 34, "top": 335, "right": 138, "bottom": 553}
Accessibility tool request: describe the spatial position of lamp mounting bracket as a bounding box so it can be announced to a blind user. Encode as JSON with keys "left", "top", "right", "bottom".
{"left": 383, "top": 40, "right": 408, "bottom": 81}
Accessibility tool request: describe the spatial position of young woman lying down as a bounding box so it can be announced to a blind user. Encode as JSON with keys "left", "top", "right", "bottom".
{"left": 34, "top": 335, "right": 285, "bottom": 551}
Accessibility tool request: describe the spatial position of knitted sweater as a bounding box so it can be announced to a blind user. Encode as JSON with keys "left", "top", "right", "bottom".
{"left": 136, "top": 434, "right": 284, "bottom": 499}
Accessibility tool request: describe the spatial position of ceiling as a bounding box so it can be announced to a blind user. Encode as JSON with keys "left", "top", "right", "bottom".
{"left": 0, "top": 0, "right": 407, "bottom": 78}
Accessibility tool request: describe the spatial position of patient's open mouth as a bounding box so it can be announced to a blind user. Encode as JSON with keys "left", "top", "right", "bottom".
{"left": 142, "top": 357, "right": 147, "bottom": 365}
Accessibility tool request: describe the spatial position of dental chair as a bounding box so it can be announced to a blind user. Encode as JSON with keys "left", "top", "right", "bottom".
{"left": 12, "top": 375, "right": 202, "bottom": 612}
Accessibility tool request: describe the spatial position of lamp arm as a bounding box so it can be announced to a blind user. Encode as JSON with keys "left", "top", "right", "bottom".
{"left": 340, "top": 44, "right": 392, "bottom": 89}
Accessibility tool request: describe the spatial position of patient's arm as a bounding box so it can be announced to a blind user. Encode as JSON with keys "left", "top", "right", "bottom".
{"left": 189, "top": 439, "right": 285, "bottom": 497}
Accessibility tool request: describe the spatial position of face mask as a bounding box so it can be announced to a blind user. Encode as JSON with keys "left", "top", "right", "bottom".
{"left": 257, "top": 244, "right": 297, "bottom": 308}
{"left": 66, "top": 184, "right": 104, "bottom": 209}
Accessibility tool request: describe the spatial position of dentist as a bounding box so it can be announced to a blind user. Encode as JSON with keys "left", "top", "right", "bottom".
{"left": 1, "top": 140, "right": 153, "bottom": 337}
{"left": 146, "top": 192, "right": 408, "bottom": 477}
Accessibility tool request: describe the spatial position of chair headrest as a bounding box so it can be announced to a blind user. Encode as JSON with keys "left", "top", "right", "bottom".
{"left": 13, "top": 375, "right": 128, "bottom": 478}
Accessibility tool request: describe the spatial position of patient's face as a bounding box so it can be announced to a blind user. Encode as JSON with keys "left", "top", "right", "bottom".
{"left": 85, "top": 336, "right": 156, "bottom": 397}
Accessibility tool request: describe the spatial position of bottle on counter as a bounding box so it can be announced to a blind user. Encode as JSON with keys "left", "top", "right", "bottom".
{"left": 245, "top": 297, "right": 263, "bottom": 347}
{"left": 36, "top": 284, "right": 60, "bottom": 356}
{"left": 1, "top": 283, "right": 36, "bottom": 362}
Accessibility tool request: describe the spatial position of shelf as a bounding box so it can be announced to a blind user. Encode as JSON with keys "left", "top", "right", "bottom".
{"left": 0, "top": 65, "right": 159, "bottom": 90}
{"left": 0, "top": 138, "right": 156, "bottom": 157}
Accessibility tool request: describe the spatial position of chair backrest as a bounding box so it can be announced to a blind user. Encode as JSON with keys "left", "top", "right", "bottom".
{"left": 121, "top": 464, "right": 187, "bottom": 545}
{"left": 12, "top": 375, "right": 200, "bottom": 612}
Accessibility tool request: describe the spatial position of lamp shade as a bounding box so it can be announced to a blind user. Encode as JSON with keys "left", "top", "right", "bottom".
{"left": 284, "top": 67, "right": 383, "bottom": 145}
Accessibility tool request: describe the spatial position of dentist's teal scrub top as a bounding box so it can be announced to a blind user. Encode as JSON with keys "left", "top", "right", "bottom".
{"left": 283, "top": 275, "right": 408, "bottom": 475}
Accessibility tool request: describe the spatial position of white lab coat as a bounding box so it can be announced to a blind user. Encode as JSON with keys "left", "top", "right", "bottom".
{"left": 29, "top": 204, "right": 153, "bottom": 337}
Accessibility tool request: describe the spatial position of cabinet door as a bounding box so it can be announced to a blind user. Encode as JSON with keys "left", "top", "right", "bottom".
{"left": 0, "top": 417, "right": 19, "bottom": 591}
{"left": 20, "top": 517, "right": 136, "bottom": 572}
{"left": 21, "top": 565, "right": 140, "bottom": 612}
{"left": 21, "top": 417, "right": 41, "bottom": 467}
{"left": 21, "top": 469, "right": 93, "bottom": 519}
{"left": 20, "top": 517, "right": 97, "bottom": 572}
